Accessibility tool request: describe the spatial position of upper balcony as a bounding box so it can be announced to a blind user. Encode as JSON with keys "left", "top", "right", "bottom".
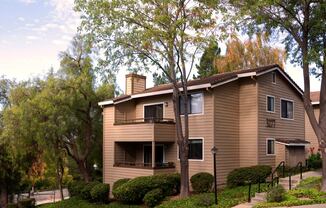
{"left": 111, "top": 117, "right": 176, "bottom": 142}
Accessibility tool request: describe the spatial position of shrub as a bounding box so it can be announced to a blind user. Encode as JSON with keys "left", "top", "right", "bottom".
{"left": 67, "top": 180, "right": 87, "bottom": 197}
{"left": 81, "top": 181, "right": 101, "bottom": 201}
{"left": 227, "top": 165, "right": 272, "bottom": 187}
{"left": 8, "top": 203, "right": 18, "bottom": 208}
{"left": 143, "top": 188, "right": 165, "bottom": 208}
{"left": 113, "top": 173, "right": 180, "bottom": 204}
{"left": 18, "top": 198, "right": 35, "bottom": 208}
{"left": 266, "top": 185, "right": 285, "bottom": 202}
{"left": 112, "top": 178, "right": 130, "bottom": 192}
{"left": 190, "top": 172, "right": 214, "bottom": 193}
{"left": 90, "top": 183, "right": 110, "bottom": 203}
{"left": 308, "top": 152, "right": 322, "bottom": 169}
{"left": 195, "top": 194, "right": 214, "bottom": 207}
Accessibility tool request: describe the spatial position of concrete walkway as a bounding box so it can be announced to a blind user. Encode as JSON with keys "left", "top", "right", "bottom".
{"left": 17, "top": 189, "right": 69, "bottom": 205}
{"left": 232, "top": 170, "right": 323, "bottom": 208}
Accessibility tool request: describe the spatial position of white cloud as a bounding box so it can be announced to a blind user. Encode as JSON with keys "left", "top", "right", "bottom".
{"left": 26, "top": 35, "right": 40, "bottom": 40}
{"left": 52, "top": 39, "right": 67, "bottom": 45}
{"left": 19, "top": 0, "right": 36, "bottom": 4}
{"left": 18, "top": 17, "right": 25, "bottom": 21}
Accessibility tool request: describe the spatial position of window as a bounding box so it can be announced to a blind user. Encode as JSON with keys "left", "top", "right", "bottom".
{"left": 178, "top": 138, "right": 203, "bottom": 160}
{"left": 266, "top": 139, "right": 275, "bottom": 155}
{"left": 144, "top": 104, "right": 163, "bottom": 121}
{"left": 267, "top": 96, "right": 275, "bottom": 112}
{"left": 179, "top": 93, "right": 203, "bottom": 115}
{"left": 272, "top": 72, "right": 276, "bottom": 84}
{"left": 281, "top": 99, "right": 294, "bottom": 119}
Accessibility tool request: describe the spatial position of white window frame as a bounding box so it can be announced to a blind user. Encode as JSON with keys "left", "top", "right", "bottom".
{"left": 272, "top": 72, "right": 276, "bottom": 84}
{"left": 266, "top": 95, "right": 275, "bottom": 113}
{"left": 143, "top": 144, "right": 165, "bottom": 164}
{"left": 180, "top": 92, "right": 204, "bottom": 116}
{"left": 266, "top": 138, "right": 275, "bottom": 156}
{"left": 280, "top": 98, "right": 294, "bottom": 120}
{"left": 143, "top": 102, "right": 165, "bottom": 119}
{"left": 177, "top": 137, "right": 204, "bottom": 161}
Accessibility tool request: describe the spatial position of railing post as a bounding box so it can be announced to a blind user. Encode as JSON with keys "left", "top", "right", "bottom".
{"left": 271, "top": 174, "right": 274, "bottom": 187}
{"left": 248, "top": 182, "right": 252, "bottom": 203}
{"left": 276, "top": 177, "right": 279, "bottom": 185}
{"left": 258, "top": 177, "right": 261, "bottom": 193}
{"left": 289, "top": 174, "right": 292, "bottom": 190}
{"left": 300, "top": 162, "right": 303, "bottom": 180}
{"left": 282, "top": 162, "right": 285, "bottom": 178}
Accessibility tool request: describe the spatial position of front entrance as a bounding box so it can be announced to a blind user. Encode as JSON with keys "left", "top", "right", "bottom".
{"left": 287, "top": 146, "right": 305, "bottom": 167}
{"left": 143, "top": 145, "right": 164, "bottom": 166}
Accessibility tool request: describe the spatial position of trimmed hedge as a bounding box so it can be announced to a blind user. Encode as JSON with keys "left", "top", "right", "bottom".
{"left": 143, "top": 188, "right": 165, "bottom": 208}
{"left": 227, "top": 165, "right": 272, "bottom": 187}
{"left": 90, "top": 183, "right": 110, "bottom": 203}
{"left": 113, "top": 173, "right": 180, "bottom": 204}
{"left": 112, "top": 178, "right": 130, "bottom": 192}
{"left": 67, "top": 180, "right": 87, "bottom": 197}
{"left": 81, "top": 181, "right": 101, "bottom": 201}
{"left": 190, "top": 172, "right": 214, "bottom": 193}
{"left": 266, "top": 185, "right": 285, "bottom": 202}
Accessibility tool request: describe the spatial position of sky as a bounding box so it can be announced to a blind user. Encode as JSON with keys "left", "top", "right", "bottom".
{"left": 0, "top": 0, "right": 321, "bottom": 92}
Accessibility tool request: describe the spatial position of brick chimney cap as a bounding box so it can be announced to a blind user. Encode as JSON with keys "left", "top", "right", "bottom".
{"left": 126, "top": 73, "right": 146, "bottom": 79}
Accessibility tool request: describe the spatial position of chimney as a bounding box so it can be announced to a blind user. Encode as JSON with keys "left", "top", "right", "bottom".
{"left": 125, "top": 73, "right": 146, "bottom": 95}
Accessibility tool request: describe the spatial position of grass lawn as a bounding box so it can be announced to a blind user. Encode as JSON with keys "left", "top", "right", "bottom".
{"left": 254, "top": 177, "right": 326, "bottom": 208}
{"left": 158, "top": 184, "right": 267, "bottom": 208}
{"left": 38, "top": 197, "right": 142, "bottom": 208}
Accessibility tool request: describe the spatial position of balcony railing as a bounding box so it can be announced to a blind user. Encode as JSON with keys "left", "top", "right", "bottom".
{"left": 115, "top": 117, "right": 175, "bottom": 125}
{"left": 114, "top": 161, "right": 175, "bottom": 169}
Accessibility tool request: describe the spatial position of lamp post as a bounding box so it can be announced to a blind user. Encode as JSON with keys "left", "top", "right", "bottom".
{"left": 211, "top": 146, "right": 218, "bottom": 205}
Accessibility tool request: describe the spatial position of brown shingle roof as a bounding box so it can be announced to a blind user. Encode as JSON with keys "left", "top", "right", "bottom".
{"left": 310, "top": 91, "right": 320, "bottom": 103}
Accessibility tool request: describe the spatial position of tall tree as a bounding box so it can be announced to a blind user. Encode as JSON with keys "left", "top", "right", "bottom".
{"left": 227, "top": 0, "right": 326, "bottom": 190}
{"left": 195, "top": 40, "right": 221, "bottom": 78}
{"left": 75, "top": 0, "right": 219, "bottom": 197}
{"left": 215, "top": 33, "right": 286, "bottom": 73}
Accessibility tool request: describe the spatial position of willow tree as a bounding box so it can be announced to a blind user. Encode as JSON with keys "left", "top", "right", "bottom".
{"left": 75, "top": 0, "right": 219, "bottom": 196}
{"left": 227, "top": 0, "right": 326, "bottom": 190}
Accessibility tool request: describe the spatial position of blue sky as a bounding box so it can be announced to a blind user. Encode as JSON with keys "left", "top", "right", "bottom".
{"left": 0, "top": 0, "right": 321, "bottom": 92}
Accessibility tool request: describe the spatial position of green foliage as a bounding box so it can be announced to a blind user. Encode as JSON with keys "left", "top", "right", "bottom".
{"left": 68, "top": 180, "right": 88, "bottom": 197}
{"left": 227, "top": 165, "right": 272, "bottom": 187}
{"left": 81, "top": 181, "right": 101, "bottom": 201}
{"left": 158, "top": 183, "right": 268, "bottom": 208}
{"left": 90, "top": 183, "right": 110, "bottom": 203}
{"left": 195, "top": 40, "right": 221, "bottom": 78}
{"left": 39, "top": 197, "right": 141, "bottom": 208}
{"left": 8, "top": 203, "right": 18, "bottom": 208}
{"left": 112, "top": 179, "right": 130, "bottom": 192}
{"left": 190, "top": 172, "right": 214, "bottom": 193}
{"left": 296, "top": 176, "right": 322, "bottom": 190}
{"left": 266, "top": 185, "right": 285, "bottom": 203}
{"left": 307, "top": 152, "right": 322, "bottom": 169}
{"left": 143, "top": 188, "right": 165, "bottom": 208}
{"left": 113, "top": 173, "right": 180, "bottom": 204}
{"left": 18, "top": 198, "right": 36, "bottom": 208}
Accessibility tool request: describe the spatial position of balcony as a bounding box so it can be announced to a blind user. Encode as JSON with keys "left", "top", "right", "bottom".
{"left": 114, "top": 162, "right": 175, "bottom": 169}
{"left": 111, "top": 118, "right": 176, "bottom": 142}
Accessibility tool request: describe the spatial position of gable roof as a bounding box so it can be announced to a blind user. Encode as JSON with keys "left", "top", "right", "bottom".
{"left": 99, "top": 64, "right": 303, "bottom": 106}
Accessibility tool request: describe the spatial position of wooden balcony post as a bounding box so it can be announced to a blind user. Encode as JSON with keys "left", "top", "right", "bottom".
{"left": 152, "top": 141, "right": 155, "bottom": 168}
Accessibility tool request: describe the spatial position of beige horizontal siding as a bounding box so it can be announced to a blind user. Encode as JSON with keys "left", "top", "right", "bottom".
{"left": 257, "top": 72, "right": 305, "bottom": 167}
{"left": 305, "top": 106, "right": 320, "bottom": 155}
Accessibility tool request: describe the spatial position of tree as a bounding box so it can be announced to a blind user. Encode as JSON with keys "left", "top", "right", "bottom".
{"left": 227, "top": 0, "right": 326, "bottom": 190}
{"left": 214, "top": 33, "right": 286, "bottom": 73}
{"left": 75, "top": 0, "right": 219, "bottom": 197}
{"left": 195, "top": 40, "right": 221, "bottom": 78}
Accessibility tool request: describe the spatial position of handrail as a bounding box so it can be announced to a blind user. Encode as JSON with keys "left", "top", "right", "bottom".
{"left": 115, "top": 117, "right": 175, "bottom": 125}
{"left": 288, "top": 161, "right": 303, "bottom": 190}
{"left": 270, "top": 161, "right": 285, "bottom": 187}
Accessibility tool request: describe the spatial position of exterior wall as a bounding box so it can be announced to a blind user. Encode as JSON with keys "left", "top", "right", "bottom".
{"left": 239, "top": 78, "right": 258, "bottom": 167}
{"left": 275, "top": 143, "right": 286, "bottom": 165}
{"left": 257, "top": 72, "right": 305, "bottom": 167}
{"left": 305, "top": 106, "right": 320, "bottom": 155}
{"left": 214, "top": 82, "right": 240, "bottom": 185}
{"left": 287, "top": 146, "right": 305, "bottom": 167}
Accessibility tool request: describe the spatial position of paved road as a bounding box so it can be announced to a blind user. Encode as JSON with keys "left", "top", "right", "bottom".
{"left": 18, "top": 189, "right": 69, "bottom": 205}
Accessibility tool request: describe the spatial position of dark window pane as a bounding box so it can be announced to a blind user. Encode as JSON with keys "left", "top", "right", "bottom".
{"left": 267, "top": 140, "right": 275, "bottom": 155}
{"left": 179, "top": 93, "right": 203, "bottom": 115}
{"left": 189, "top": 139, "right": 203, "bottom": 159}
{"left": 267, "top": 96, "right": 274, "bottom": 112}
{"left": 272, "top": 72, "right": 276, "bottom": 83}
{"left": 281, "top": 100, "right": 293, "bottom": 119}
{"left": 145, "top": 104, "right": 163, "bottom": 121}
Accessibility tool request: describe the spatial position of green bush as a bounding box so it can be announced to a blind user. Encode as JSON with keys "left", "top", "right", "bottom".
{"left": 8, "top": 203, "right": 18, "bottom": 208}
{"left": 90, "top": 183, "right": 110, "bottom": 203}
{"left": 18, "top": 198, "right": 35, "bottom": 208}
{"left": 266, "top": 185, "right": 285, "bottom": 202}
{"left": 190, "top": 172, "right": 214, "bottom": 193}
{"left": 113, "top": 173, "right": 180, "bottom": 204}
{"left": 143, "top": 188, "right": 165, "bottom": 208}
{"left": 308, "top": 152, "right": 322, "bottom": 169}
{"left": 227, "top": 165, "right": 272, "bottom": 187}
{"left": 67, "top": 180, "right": 87, "bottom": 197}
{"left": 112, "top": 178, "right": 130, "bottom": 192}
{"left": 195, "top": 193, "right": 214, "bottom": 207}
{"left": 81, "top": 181, "right": 101, "bottom": 201}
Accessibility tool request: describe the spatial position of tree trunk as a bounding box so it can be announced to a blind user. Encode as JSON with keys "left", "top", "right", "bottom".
{"left": 77, "top": 160, "right": 91, "bottom": 182}
{"left": 321, "top": 150, "right": 326, "bottom": 191}
{"left": 179, "top": 148, "right": 189, "bottom": 197}
{"left": 56, "top": 160, "right": 64, "bottom": 200}
{"left": 0, "top": 185, "right": 8, "bottom": 208}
